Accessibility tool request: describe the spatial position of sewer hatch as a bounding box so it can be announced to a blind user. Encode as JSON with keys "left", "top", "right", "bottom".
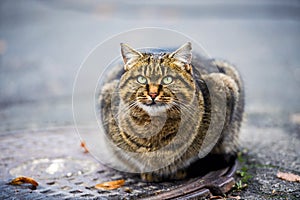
{"left": 0, "top": 128, "right": 236, "bottom": 199}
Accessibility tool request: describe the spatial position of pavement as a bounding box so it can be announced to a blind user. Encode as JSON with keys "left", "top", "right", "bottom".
{"left": 0, "top": 1, "right": 299, "bottom": 199}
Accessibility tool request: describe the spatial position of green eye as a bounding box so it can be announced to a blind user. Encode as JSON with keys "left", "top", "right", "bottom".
{"left": 137, "top": 76, "right": 147, "bottom": 84}
{"left": 162, "top": 76, "right": 173, "bottom": 85}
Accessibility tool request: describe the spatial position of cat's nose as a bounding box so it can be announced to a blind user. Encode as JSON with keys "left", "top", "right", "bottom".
{"left": 149, "top": 92, "right": 158, "bottom": 100}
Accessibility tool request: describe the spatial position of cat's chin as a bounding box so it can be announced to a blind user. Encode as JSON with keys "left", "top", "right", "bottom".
{"left": 138, "top": 103, "right": 169, "bottom": 116}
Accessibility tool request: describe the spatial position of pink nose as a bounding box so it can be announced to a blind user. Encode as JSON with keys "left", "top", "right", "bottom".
{"left": 149, "top": 92, "right": 158, "bottom": 99}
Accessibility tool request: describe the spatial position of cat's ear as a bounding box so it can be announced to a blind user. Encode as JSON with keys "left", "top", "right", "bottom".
{"left": 120, "top": 43, "right": 143, "bottom": 71}
{"left": 169, "top": 42, "right": 192, "bottom": 72}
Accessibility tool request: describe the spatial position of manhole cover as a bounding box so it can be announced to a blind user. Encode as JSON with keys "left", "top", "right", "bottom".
{"left": 9, "top": 157, "right": 98, "bottom": 179}
{"left": 0, "top": 127, "right": 236, "bottom": 199}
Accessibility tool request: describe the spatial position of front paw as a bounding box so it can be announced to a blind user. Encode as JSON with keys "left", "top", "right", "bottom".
{"left": 141, "top": 173, "right": 162, "bottom": 182}
{"left": 140, "top": 170, "right": 187, "bottom": 182}
{"left": 171, "top": 169, "right": 187, "bottom": 180}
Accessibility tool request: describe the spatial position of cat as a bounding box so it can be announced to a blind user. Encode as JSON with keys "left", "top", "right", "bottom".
{"left": 99, "top": 42, "right": 244, "bottom": 182}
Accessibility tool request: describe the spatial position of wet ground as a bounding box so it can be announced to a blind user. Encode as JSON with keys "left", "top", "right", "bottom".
{"left": 0, "top": 0, "right": 299, "bottom": 199}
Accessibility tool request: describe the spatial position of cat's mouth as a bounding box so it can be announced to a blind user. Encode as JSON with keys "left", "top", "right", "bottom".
{"left": 144, "top": 100, "right": 165, "bottom": 107}
{"left": 137, "top": 100, "right": 169, "bottom": 115}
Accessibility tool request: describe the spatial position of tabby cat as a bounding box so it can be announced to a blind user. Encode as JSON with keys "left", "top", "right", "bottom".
{"left": 99, "top": 42, "right": 244, "bottom": 181}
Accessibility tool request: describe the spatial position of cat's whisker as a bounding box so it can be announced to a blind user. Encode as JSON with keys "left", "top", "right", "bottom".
{"left": 170, "top": 101, "right": 200, "bottom": 122}
{"left": 114, "top": 101, "right": 139, "bottom": 119}
{"left": 114, "top": 101, "right": 135, "bottom": 118}
{"left": 172, "top": 100, "right": 197, "bottom": 114}
{"left": 114, "top": 104, "right": 136, "bottom": 119}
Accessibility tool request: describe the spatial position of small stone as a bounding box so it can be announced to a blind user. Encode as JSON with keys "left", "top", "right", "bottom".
{"left": 123, "top": 187, "right": 132, "bottom": 193}
{"left": 66, "top": 172, "right": 72, "bottom": 177}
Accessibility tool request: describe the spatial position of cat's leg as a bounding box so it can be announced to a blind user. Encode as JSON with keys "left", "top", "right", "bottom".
{"left": 211, "top": 60, "right": 245, "bottom": 126}
{"left": 211, "top": 60, "right": 244, "bottom": 92}
{"left": 203, "top": 61, "right": 244, "bottom": 163}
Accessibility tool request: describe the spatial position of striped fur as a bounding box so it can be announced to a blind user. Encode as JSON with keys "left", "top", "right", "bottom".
{"left": 99, "top": 43, "right": 244, "bottom": 181}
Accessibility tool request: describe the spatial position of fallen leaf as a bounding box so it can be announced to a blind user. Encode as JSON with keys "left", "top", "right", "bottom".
{"left": 95, "top": 179, "right": 125, "bottom": 190}
{"left": 10, "top": 176, "right": 39, "bottom": 187}
{"left": 277, "top": 171, "right": 300, "bottom": 182}
{"left": 80, "top": 141, "right": 89, "bottom": 153}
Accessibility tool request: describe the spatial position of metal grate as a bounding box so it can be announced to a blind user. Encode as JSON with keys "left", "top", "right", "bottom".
{"left": 0, "top": 128, "right": 236, "bottom": 199}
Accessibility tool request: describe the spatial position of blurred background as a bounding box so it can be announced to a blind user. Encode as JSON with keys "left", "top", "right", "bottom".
{"left": 1, "top": 1, "right": 299, "bottom": 198}
{"left": 0, "top": 0, "right": 299, "bottom": 132}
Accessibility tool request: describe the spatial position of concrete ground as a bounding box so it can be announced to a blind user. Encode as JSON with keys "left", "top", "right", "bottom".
{"left": 0, "top": 1, "right": 299, "bottom": 199}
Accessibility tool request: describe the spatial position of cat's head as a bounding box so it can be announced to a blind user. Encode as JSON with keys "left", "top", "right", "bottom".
{"left": 118, "top": 42, "right": 196, "bottom": 116}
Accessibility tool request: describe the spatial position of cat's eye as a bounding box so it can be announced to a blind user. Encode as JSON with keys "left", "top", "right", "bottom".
{"left": 162, "top": 76, "right": 173, "bottom": 85}
{"left": 137, "top": 76, "right": 147, "bottom": 84}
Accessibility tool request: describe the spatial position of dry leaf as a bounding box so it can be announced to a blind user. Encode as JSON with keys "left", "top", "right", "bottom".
{"left": 277, "top": 171, "right": 300, "bottom": 182}
{"left": 80, "top": 141, "right": 89, "bottom": 153}
{"left": 10, "top": 176, "right": 39, "bottom": 187}
{"left": 95, "top": 179, "right": 125, "bottom": 190}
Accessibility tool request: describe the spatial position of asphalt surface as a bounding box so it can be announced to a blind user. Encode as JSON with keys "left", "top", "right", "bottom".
{"left": 0, "top": 1, "right": 299, "bottom": 199}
